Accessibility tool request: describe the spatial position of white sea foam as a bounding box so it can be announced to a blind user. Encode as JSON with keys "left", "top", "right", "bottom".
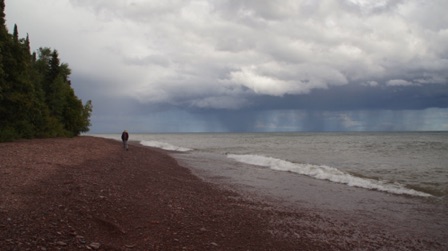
{"left": 140, "top": 140, "right": 192, "bottom": 152}
{"left": 227, "top": 154, "right": 432, "bottom": 197}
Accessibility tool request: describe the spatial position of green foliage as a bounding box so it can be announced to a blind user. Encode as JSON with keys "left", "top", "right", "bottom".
{"left": 0, "top": 2, "right": 92, "bottom": 141}
{"left": 0, "top": 126, "right": 18, "bottom": 142}
{"left": 0, "top": 0, "right": 5, "bottom": 27}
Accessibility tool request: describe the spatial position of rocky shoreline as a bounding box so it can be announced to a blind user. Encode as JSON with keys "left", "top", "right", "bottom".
{"left": 2, "top": 136, "right": 445, "bottom": 250}
{"left": 0, "top": 136, "right": 322, "bottom": 250}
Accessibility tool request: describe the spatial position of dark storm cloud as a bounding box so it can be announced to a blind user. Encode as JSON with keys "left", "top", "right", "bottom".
{"left": 250, "top": 83, "right": 448, "bottom": 111}
{"left": 6, "top": 0, "right": 448, "bottom": 132}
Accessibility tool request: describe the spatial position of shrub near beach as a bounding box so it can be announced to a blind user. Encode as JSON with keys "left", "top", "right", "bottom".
{"left": 0, "top": 0, "right": 91, "bottom": 142}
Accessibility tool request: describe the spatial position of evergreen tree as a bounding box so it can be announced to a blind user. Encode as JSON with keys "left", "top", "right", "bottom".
{"left": 0, "top": 0, "right": 7, "bottom": 86}
{"left": 12, "top": 24, "right": 18, "bottom": 42}
{"left": 0, "top": 0, "right": 5, "bottom": 28}
{"left": 0, "top": 0, "right": 8, "bottom": 140}
{"left": 2, "top": 24, "right": 39, "bottom": 139}
{"left": 0, "top": 9, "right": 4, "bottom": 104}
{"left": 0, "top": 0, "right": 92, "bottom": 141}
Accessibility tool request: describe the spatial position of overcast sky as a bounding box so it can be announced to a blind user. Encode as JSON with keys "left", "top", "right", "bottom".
{"left": 6, "top": 0, "right": 448, "bottom": 132}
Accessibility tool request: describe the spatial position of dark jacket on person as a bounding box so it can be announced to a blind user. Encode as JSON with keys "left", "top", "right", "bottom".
{"left": 121, "top": 131, "right": 129, "bottom": 141}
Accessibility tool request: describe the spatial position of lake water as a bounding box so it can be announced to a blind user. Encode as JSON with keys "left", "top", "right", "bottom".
{"left": 94, "top": 132, "right": 448, "bottom": 249}
{"left": 99, "top": 132, "right": 447, "bottom": 198}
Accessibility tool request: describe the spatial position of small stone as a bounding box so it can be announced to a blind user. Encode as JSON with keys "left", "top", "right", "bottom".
{"left": 56, "top": 241, "right": 67, "bottom": 246}
{"left": 210, "top": 242, "right": 219, "bottom": 247}
{"left": 89, "top": 242, "right": 101, "bottom": 249}
{"left": 76, "top": 235, "right": 86, "bottom": 244}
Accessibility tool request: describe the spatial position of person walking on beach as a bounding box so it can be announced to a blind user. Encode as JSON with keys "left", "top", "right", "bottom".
{"left": 121, "top": 130, "right": 129, "bottom": 151}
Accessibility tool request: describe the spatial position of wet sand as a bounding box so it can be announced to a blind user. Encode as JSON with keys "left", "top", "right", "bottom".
{"left": 1, "top": 136, "right": 446, "bottom": 250}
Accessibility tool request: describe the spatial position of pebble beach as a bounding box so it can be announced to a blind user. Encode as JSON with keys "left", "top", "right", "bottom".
{"left": 0, "top": 136, "right": 446, "bottom": 250}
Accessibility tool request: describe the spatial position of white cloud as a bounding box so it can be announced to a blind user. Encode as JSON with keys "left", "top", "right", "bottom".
{"left": 228, "top": 66, "right": 290, "bottom": 96}
{"left": 6, "top": 0, "right": 448, "bottom": 111}
{"left": 387, "top": 79, "right": 414, "bottom": 86}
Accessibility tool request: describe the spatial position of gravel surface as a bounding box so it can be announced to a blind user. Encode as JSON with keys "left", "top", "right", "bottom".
{"left": 0, "top": 136, "right": 325, "bottom": 250}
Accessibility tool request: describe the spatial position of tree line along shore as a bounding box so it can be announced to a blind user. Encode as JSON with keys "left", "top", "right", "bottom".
{"left": 0, "top": 0, "right": 92, "bottom": 142}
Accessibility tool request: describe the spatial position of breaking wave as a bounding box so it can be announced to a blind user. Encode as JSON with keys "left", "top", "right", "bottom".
{"left": 140, "top": 140, "right": 192, "bottom": 152}
{"left": 227, "top": 154, "right": 432, "bottom": 198}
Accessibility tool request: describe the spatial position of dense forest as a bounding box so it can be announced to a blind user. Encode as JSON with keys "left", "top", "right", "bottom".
{"left": 0, "top": 0, "right": 92, "bottom": 142}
